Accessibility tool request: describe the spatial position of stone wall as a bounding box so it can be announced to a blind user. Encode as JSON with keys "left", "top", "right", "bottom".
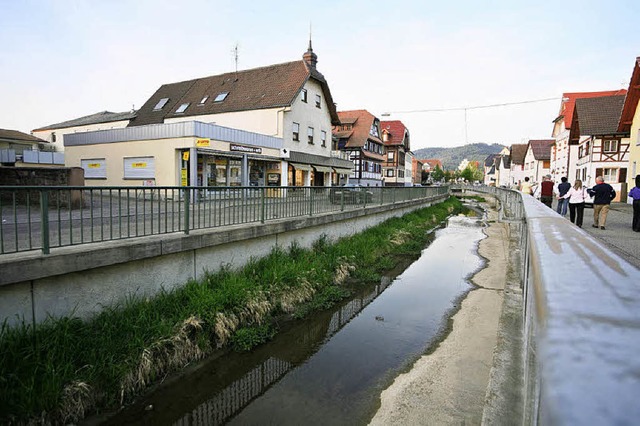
{"left": 0, "top": 166, "right": 84, "bottom": 207}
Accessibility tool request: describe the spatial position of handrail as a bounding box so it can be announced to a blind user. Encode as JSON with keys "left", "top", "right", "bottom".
{"left": 457, "top": 184, "right": 640, "bottom": 425}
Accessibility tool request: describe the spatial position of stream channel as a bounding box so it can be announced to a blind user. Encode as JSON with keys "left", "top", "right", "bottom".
{"left": 100, "top": 208, "right": 487, "bottom": 426}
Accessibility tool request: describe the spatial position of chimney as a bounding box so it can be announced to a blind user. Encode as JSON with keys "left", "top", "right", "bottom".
{"left": 303, "top": 39, "right": 318, "bottom": 69}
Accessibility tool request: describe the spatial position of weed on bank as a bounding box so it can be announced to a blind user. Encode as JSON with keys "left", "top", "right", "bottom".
{"left": 0, "top": 197, "right": 462, "bottom": 424}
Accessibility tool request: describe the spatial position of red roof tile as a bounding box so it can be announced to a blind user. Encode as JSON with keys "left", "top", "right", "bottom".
{"left": 528, "top": 140, "right": 555, "bottom": 161}
{"left": 380, "top": 120, "right": 409, "bottom": 147}
{"left": 333, "top": 110, "right": 382, "bottom": 149}
{"left": 618, "top": 57, "right": 640, "bottom": 133}
{"left": 556, "top": 89, "right": 627, "bottom": 130}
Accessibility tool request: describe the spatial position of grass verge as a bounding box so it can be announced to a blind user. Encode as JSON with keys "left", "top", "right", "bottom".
{"left": 0, "top": 196, "right": 463, "bottom": 424}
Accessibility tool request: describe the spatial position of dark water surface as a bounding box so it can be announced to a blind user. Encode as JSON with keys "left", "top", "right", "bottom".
{"left": 100, "top": 214, "right": 485, "bottom": 426}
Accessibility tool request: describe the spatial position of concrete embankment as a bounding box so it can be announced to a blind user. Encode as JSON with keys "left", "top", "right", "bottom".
{"left": 370, "top": 200, "right": 522, "bottom": 425}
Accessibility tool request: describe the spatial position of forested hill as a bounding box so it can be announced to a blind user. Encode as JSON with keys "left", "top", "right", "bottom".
{"left": 413, "top": 143, "right": 506, "bottom": 170}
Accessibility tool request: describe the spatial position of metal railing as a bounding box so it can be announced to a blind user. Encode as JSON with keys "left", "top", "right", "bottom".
{"left": 0, "top": 185, "right": 449, "bottom": 255}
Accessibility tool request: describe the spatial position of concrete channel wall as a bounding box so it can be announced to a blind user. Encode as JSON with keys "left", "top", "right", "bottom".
{"left": 458, "top": 185, "right": 640, "bottom": 426}
{"left": 0, "top": 195, "right": 448, "bottom": 328}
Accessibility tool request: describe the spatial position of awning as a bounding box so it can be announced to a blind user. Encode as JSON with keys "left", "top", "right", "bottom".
{"left": 333, "top": 167, "right": 353, "bottom": 174}
{"left": 290, "top": 162, "right": 312, "bottom": 171}
{"left": 313, "top": 165, "right": 332, "bottom": 173}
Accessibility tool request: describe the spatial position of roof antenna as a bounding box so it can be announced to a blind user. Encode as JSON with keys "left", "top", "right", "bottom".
{"left": 232, "top": 43, "right": 239, "bottom": 80}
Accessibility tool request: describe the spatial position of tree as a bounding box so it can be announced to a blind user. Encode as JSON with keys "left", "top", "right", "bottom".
{"left": 430, "top": 164, "right": 444, "bottom": 182}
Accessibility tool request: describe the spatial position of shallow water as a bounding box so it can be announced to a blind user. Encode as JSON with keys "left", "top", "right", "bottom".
{"left": 100, "top": 214, "right": 486, "bottom": 426}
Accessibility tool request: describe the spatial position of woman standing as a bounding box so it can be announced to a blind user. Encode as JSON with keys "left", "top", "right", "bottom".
{"left": 562, "top": 179, "right": 589, "bottom": 228}
{"left": 629, "top": 174, "right": 640, "bottom": 232}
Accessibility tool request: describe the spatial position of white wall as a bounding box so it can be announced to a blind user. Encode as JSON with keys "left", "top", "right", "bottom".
{"left": 33, "top": 119, "right": 131, "bottom": 152}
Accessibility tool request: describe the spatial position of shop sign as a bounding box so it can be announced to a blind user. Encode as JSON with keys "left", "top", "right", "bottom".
{"left": 182, "top": 151, "right": 190, "bottom": 161}
{"left": 230, "top": 144, "right": 262, "bottom": 154}
{"left": 181, "top": 169, "right": 188, "bottom": 186}
{"left": 196, "top": 138, "right": 210, "bottom": 147}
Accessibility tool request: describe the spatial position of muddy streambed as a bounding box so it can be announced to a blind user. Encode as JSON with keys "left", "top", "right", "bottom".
{"left": 98, "top": 213, "right": 486, "bottom": 426}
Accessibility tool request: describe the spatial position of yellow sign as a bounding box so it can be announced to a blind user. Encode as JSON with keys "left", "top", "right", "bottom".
{"left": 182, "top": 151, "right": 190, "bottom": 161}
{"left": 132, "top": 162, "right": 147, "bottom": 168}
{"left": 88, "top": 163, "right": 101, "bottom": 168}
{"left": 196, "top": 138, "right": 210, "bottom": 147}
{"left": 181, "top": 169, "right": 188, "bottom": 186}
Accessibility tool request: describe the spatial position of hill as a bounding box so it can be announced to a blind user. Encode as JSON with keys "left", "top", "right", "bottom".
{"left": 413, "top": 143, "right": 506, "bottom": 170}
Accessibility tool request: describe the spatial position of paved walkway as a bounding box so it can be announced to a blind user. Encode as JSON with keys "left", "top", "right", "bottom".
{"left": 552, "top": 201, "right": 640, "bottom": 269}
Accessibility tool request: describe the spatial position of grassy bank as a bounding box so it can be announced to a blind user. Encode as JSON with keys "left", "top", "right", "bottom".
{"left": 0, "top": 197, "right": 463, "bottom": 424}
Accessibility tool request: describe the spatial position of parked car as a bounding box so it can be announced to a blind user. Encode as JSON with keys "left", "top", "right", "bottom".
{"left": 329, "top": 184, "right": 374, "bottom": 204}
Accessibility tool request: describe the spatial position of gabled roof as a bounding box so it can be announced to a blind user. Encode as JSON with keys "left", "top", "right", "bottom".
{"left": 510, "top": 144, "right": 528, "bottom": 165}
{"left": 380, "top": 120, "right": 409, "bottom": 147}
{"left": 618, "top": 57, "right": 640, "bottom": 133}
{"left": 334, "top": 109, "right": 383, "bottom": 149}
{"left": 554, "top": 90, "right": 627, "bottom": 130}
{"left": 0, "top": 129, "right": 47, "bottom": 144}
{"left": 484, "top": 153, "right": 499, "bottom": 167}
{"left": 129, "top": 58, "right": 339, "bottom": 127}
{"left": 502, "top": 156, "right": 511, "bottom": 169}
{"left": 528, "top": 140, "right": 555, "bottom": 161}
{"left": 33, "top": 110, "right": 137, "bottom": 131}
{"left": 575, "top": 95, "right": 626, "bottom": 136}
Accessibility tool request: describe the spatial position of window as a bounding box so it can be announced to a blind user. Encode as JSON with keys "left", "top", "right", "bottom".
{"left": 603, "top": 168, "right": 617, "bottom": 183}
{"left": 321, "top": 130, "right": 327, "bottom": 147}
{"left": 293, "top": 122, "right": 300, "bottom": 141}
{"left": 51, "top": 132, "right": 56, "bottom": 143}
{"left": 301, "top": 89, "right": 307, "bottom": 103}
{"left": 175, "top": 103, "right": 190, "bottom": 113}
{"left": 603, "top": 139, "right": 618, "bottom": 152}
{"left": 124, "top": 156, "right": 155, "bottom": 179}
{"left": 214, "top": 92, "right": 229, "bottom": 102}
{"left": 386, "top": 169, "right": 395, "bottom": 177}
{"left": 370, "top": 123, "right": 379, "bottom": 138}
{"left": 388, "top": 151, "right": 394, "bottom": 160}
{"left": 81, "top": 158, "right": 106, "bottom": 179}
{"left": 315, "top": 94, "right": 321, "bottom": 108}
{"left": 308, "top": 127, "right": 314, "bottom": 144}
{"left": 153, "top": 98, "right": 169, "bottom": 110}
{"left": 199, "top": 96, "right": 209, "bottom": 104}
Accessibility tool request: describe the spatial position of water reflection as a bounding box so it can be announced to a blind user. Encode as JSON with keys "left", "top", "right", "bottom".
{"left": 102, "top": 213, "right": 485, "bottom": 426}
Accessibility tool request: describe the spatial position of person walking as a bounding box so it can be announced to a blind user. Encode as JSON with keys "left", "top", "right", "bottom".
{"left": 556, "top": 177, "right": 571, "bottom": 216}
{"left": 561, "top": 179, "right": 589, "bottom": 228}
{"left": 587, "top": 176, "right": 616, "bottom": 230}
{"left": 519, "top": 177, "right": 533, "bottom": 195}
{"left": 539, "top": 174, "right": 554, "bottom": 208}
{"left": 629, "top": 174, "right": 640, "bottom": 232}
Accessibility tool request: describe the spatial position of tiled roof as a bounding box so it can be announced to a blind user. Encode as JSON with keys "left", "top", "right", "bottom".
{"left": 333, "top": 130, "right": 353, "bottom": 139}
{"left": 510, "top": 144, "right": 528, "bottom": 165}
{"left": 575, "top": 95, "right": 626, "bottom": 136}
{"left": 0, "top": 129, "right": 47, "bottom": 143}
{"left": 334, "top": 110, "right": 382, "bottom": 149}
{"left": 618, "top": 57, "right": 640, "bottom": 133}
{"left": 380, "top": 120, "right": 408, "bottom": 146}
{"left": 33, "top": 111, "right": 136, "bottom": 131}
{"left": 129, "top": 59, "right": 339, "bottom": 127}
{"left": 528, "top": 139, "right": 555, "bottom": 161}
{"left": 555, "top": 90, "right": 626, "bottom": 130}
{"left": 484, "top": 153, "right": 499, "bottom": 167}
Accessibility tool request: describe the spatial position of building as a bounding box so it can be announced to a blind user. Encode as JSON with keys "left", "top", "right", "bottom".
{"left": 550, "top": 90, "right": 626, "bottom": 184}
{"left": 523, "top": 140, "right": 554, "bottom": 184}
{"left": 63, "top": 43, "right": 352, "bottom": 188}
{"left": 32, "top": 110, "right": 137, "bottom": 152}
{"left": 571, "top": 94, "right": 629, "bottom": 200}
{"left": 483, "top": 154, "right": 500, "bottom": 185}
{"left": 509, "top": 143, "right": 528, "bottom": 187}
{"left": 333, "top": 110, "right": 384, "bottom": 186}
{"left": 0, "top": 129, "right": 62, "bottom": 166}
{"left": 380, "top": 120, "right": 411, "bottom": 186}
{"left": 412, "top": 157, "right": 424, "bottom": 184}
{"left": 618, "top": 57, "right": 640, "bottom": 202}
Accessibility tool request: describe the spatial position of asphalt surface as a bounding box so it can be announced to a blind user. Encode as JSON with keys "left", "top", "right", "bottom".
{"left": 550, "top": 200, "right": 640, "bottom": 270}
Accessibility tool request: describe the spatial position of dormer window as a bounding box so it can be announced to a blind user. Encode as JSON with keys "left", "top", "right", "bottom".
{"left": 301, "top": 89, "right": 308, "bottom": 103}
{"left": 199, "top": 96, "right": 209, "bottom": 104}
{"left": 214, "top": 92, "right": 229, "bottom": 102}
{"left": 153, "top": 98, "right": 169, "bottom": 111}
{"left": 315, "top": 94, "right": 321, "bottom": 108}
{"left": 175, "top": 103, "right": 190, "bottom": 113}
{"left": 370, "top": 123, "right": 380, "bottom": 138}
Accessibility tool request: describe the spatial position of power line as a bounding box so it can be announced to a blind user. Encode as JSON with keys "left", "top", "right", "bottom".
{"left": 381, "top": 96, "right": 560, "bottom": 115}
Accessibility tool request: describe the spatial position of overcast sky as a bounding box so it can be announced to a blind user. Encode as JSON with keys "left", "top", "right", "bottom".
{"left": 1, "top": 0, "right": 639, "bottom": 150}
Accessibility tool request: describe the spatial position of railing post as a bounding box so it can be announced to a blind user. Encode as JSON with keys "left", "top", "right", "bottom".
{"left": 183, "top": 187, "right": 190, "bottom": 235}
{"left": 40, "top": 190, "right": 50, "bottom": 255}
{"left": 261, "top": 187, "right": 266, "bottom": 224}
{"left": 309, "top": 187, "right": 313, "bottom": 217}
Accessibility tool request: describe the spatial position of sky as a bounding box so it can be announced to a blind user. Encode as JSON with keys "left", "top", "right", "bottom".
{"left": 1, "top": 0, "right": 639, "bottom": 150}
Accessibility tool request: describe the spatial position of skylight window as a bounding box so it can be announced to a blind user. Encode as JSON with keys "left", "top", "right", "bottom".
{"left": 175, "top": 103, "right": 190, "bottom": 113}
{"left": 214, "top": 92, "right": 229, "bottom": 102}
{"left": 153, "top": 98, "right": 169, "bottom": 110}
{"left": 199, "top": 96, "right": 209, "bottom": 104}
